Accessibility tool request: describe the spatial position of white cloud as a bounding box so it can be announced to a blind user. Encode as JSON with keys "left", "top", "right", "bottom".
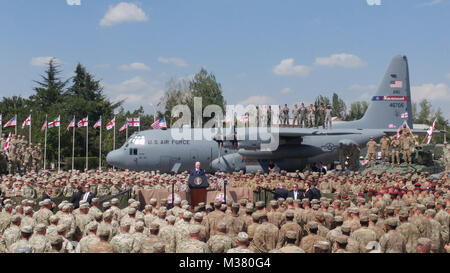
{"left": 418, "top": 0, "right": 444, "bottom": 7}
{"left": 158, "top": 57, "right": 188, "bottom": 67}
{"left": 118, "top": 62, "right": 151, "bottom": 71}
{"left": 272, "top": 58, "right": 311, "bottom": 77}
{"left": 348, "top": 84, "right": 377, "bottom": 91}
{"left": 30, "top": 57, "right": 61, "bottom": 67}
{"left": 238, "top": 96, "right": 275, "bottom": 105}
{"left": 411, "top": 83, "right": 450, "bottom": 102}
{"left": 280, "top": 88, "right": 292, "bottom": 94}
{"left": 366, "top": 0, "right": 382, "bottom": 6}
{"left": 100, "top": 2, "right": 148, "bottom": 27}
{"left": 67, "top": 0, "right": 81, "bottom": 6}
{"left": 104, "top": 76, "right": 164, "bottom": 111}
{"left": 314, "top": 53, "right": 365, "bottom": 68}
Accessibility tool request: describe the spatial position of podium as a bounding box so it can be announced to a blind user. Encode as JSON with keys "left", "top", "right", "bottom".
{"left": 190, "top": 188, "right": 207, "bottom": 208}
{"left": 188, "top": 173, "right": 209, "bottom": 207}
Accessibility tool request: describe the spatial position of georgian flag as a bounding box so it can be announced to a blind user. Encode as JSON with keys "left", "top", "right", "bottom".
{"left": 128, "top": 118, "right": 140, "bottom": 127}
{"left": 3, "top": 133, "right": 11, "bottom": 154}
{"left": 22, "top": 115, "right": 31, "bottom": 129}
{"left": 0, "top": 114, "right": 2, "bottom": 127}
{"left": 119, "top": 120, "right": 129, "bottom": 132}
{"left": 67, "top": 118, "right": 75, "bottom": 131}
{"left": 93, "top": 118, "right": 102, "bottom": 129}
{"left": 41, "top": 117, "right": 48, "bottom": 131}
{"left": 78, "top": 117, "right": 88, "bottom": 127}
{"left": 401, "top": 112, "right": 408, "bottom": 119}
{"left": 3, "top": 117, "right": 16, "bottom": 128}
{"left": 106, "top": 118, "right": 115, "bottom": 130}
{"left": 426, "top": 119, "right": 436, "bottom": 144}
{"left": 48, "top": 116, "right": 60, "bottom": 129}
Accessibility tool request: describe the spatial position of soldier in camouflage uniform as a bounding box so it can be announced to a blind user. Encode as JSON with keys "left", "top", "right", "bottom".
{"left": 177, "top": 225, "right": 211, "bottom": 253}
{"left": 253, "top": 212, "right": 279, "bottom": 253}
{"left": 206, "top": 221, "right": 234, "bottom": 253}
{"left": 8, "top": 225, "right": 34, "bottom": 253}
{"left": 139, "top": 223, "right": 164, "bottom": 253}
{"left": 32, "top": 144, "right": 42, "bottom": 172}
{"left": 391, "top": 136, "right": 401, "bottom": 165}
{"left": 110, "top": 221, "right": 139, "bottom": 253}
{"left": 379, "top": 218, "right": 407, "bottom": 253}
{"left": 88, "top": 229, "right": 115, "bottom": 253}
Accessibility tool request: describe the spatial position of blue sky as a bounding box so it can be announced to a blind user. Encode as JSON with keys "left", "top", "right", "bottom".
{"left": 0, "top": 0, "right": 449, "bottom": 118}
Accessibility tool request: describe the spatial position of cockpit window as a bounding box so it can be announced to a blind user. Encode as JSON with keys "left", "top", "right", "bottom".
{"left": 128, "top": 135, "right": 145, "bottom": 145}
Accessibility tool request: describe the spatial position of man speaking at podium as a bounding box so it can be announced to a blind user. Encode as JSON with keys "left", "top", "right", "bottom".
{"left": 188, "top": 162, "right": 209, "bottom": 207}
{"left": 191, "top": 162, "right": 205, "bottom": 177}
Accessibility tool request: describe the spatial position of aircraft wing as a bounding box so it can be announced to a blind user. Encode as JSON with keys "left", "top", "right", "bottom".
{"left": 276, "top": 128, "right": 363, "bottom": 138}
{"left": 382, "top": 129, "right": 447, "bottom": 135}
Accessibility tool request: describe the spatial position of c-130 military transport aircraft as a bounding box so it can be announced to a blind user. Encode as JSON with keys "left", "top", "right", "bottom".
{"left": 107, "top": 55, "right": 442, "bottom": 173}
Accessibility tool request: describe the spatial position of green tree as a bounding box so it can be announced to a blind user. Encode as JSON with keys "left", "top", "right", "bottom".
{"left": 346, "top": 101, "right": 369, "bottom": 121}
{"left": 331, "top": 93, "right": 347, "bottom": 119}
{"left": 416, "top": 99, "right": 432, "bottom": 124}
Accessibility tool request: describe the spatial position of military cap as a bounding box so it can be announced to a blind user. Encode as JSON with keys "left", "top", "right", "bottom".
{"left": 341, "top": 224, "right": 351, "bottom": 233}
{"left": 237, "top": 232, "right": 249, "bottom": 243}
{"left": 50, "top": 236, "right": 64, "bottom": 245}
{"left": 416, "top": 204, "right": 426, "bottom": 212}
{"left": 94, "top": 212, "right": 103, "bottom": 221}
{"left": 417, "top": 237, "right": 432, "bottom": 247}
{"left": 183, "top": 211, "right": 193, "bottom": 219}
{"left": 128, "top": 208, "right": 137, "bottom": 215}
{"left": 302, "top": 198, "right": 310, "bottom": 204}
{"left": 359, "top": 215, "right": 369, "bottom": 223}
{"left": 182, "top": 204, "right": 190, "bottom": 210}
{"left": 334, "top": 216, "right": 343, "bottom": 222}
{"left": 369, "top": 214, "right": 378, "bottom": 221}
{"left": 314, "top": 241, "right": 330, "bottom": 251}
{"left": 49, "top": 215, "right": 59, "bottom": 223}
{"left": 285, "top": 230, "right": 297, "bottom": 240}
{"left": 80, "top": 203, "right": 89, "bottom": 209}
{"left": 198, "top": 202, "right": 205, "bottom": 207}
{"left": 87, "top": 222, "right": 98, "bottom": 231}
{"left": 35, "top": 224, "right": 46, "bottom": 232}
{"left": 252, "top": 212, "right": 261, "bottom": 221}
{"left": 194, "top": 212, "right": 203, "bottom": 221}
{"left": 24, "top": 206, "right": 33, "bottom": 214}
{"left": 286, "top": 197, "right": 294, "bottom": 204}
{"left": 398, "top": 210, "right": 409, "bottom": 218}
{"left": 312, "top": 204, "right": 321, "bottom": 210}
{"left": 239, "top": 199, "right": 247, "bottom": 206}
{"left": 335, "top": 235, "right": 348, "bottom": 244}
{"left": 43, "top": 199, "right": 51, "bottom": 206}
{"left": 166, "top": 215, "right": 176, "bottom": 224}
{"left": 214, "top": 200, "right": 222, "bottom": 207}
{"left": 217, "top": 221, "right": 227, "bottom": 230}
{"left": 255, "top": 201, "right": 265, "bottom": 208}
{"left": 386, "top": 218, "right": 398, "bottom": 227}
{"left": 277, "top": 198, "right": 285, "bottom": 203}
{"left": 285, "top": 210, "right": 295, "bottom": 218}
{"left": 144, "top": 205, "right": 152, "bottom": 211}
{"left": 128, "top": 199, "right": 136, "bottom": 204}
{"left": 19, "top": 225, "right": 33, "bottom": 234}
{"left": 232, "top": 203, "right": 240, "bottom": 209}
{"left": 308, "top": 221, "right": 319, "bottom": 229}
{"left": 189, "top": 225, "right": 201, "bottom": 234}
{"left": 425, "top": 209, "right": 436, "bottom": 216}
{"left": 4, "top": 204, "right": 12, "bottom": 210}
{"left": 11, "top": 215, "right": 21, "bottom": 224}
{"left": 269, "top": 200, "right": 277, "bottom": 206}
{"left": 121, "top": 220, "right": 132, "bottom": 229}
{"left": 220, "top": 204, "right": 227, "bottom": 211}
{"left": 111, "top": 198, "right": 119, "bottom": 205}
{"left": 56, "top": 225, "right": 67, "bottom": 233}
{"left": 97, "top": 228, "right": 110, "bottom": 237}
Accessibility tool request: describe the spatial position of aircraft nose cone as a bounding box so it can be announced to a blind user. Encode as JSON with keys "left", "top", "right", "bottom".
{"left": 106, "top": 150, "right": 119, "bottom": 167}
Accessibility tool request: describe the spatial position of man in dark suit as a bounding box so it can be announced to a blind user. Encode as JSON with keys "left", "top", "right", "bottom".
{"left": 304, "top": 182, "right": 315, "bottom": 201}
{"left": 288, "top": 183, "right": 304, "bottom": 201}
{"left": 273, "top": 183, "right": 289, "bottom": 200}
{"left": 313, "top": 162, "right": 327, "bottom": 175}
{"left": 42, "top": 186, "right": 54, "bottom": 202}
{"left": 71, "top": 186, "right": 84, "bottom": 209}
{"left": 190, "top": 161, "right": 205, "bottom": 177}
{"left": 80, "top": 185, "right": 95, "bottom": 205}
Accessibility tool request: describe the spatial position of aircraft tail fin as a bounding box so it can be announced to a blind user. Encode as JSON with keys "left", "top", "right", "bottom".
{"left": 357, "top": 55, "right": 413, "bottom": 129}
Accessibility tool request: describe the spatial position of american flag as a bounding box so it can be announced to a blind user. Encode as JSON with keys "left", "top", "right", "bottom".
{"left": 151, "top": 117, "right": 167, "bottom": 129}
{"left": 67, "top": 118, "right": 75, "bottom": 131}
{"left": 106, "top": 118, "right": 115, "bottom": 130}
{"left": 93, "top": 118, "right": 102, "bottom": 129}
{"left": 22, "top": 115, "right": 31, "bottom": 129}
{"left": 426, "top": 119, "right": 436, "bottom": 144}
{"left": 3, "top": 133, "right": 11, "bottom": 154}
{"left": 41, "top": 117, "right": 48, "bottom": 131}
{"left": 78, "top": 117, "right": 88, "bottom": 127}
{"left": 390, "top": 80, "right": 403, "bottom": 89}
{"left": 48, "top": 116, "right": 60, "bottom": 129}
{"left": 401, "top": 112, "right": 408, "bottom": 119}
{"left": 3, "top": 117, "right": 16, "bottom": 128}
{"left": 119, "top": 120, "right": 129, "bottom": 132}
{"left": 128, "top": 118, "right": 140, "bottom": 127}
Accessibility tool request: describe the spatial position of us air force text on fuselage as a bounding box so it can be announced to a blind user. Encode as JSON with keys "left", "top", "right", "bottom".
{"left": 178, "top": 257, "right": 271, "bottom": 271}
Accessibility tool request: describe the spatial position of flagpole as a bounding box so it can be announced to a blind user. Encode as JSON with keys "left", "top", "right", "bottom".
{"left": 29, "top": 114, "right": 32, "bottom": 145}
{"left": 99, "top": 116, "right": 102, "bottom": 171}
{"left": 44, "top": 115, "right": 47, "bottom": 170}
{"left": 126, "top": 120, "right": 128, "bottom": 140}
{"left": 86, "top": 116, "right": 89, "bottom": 171}
{"left": 58, "top": 116, "right": 61, "bottom": 172}
{"left": 72, "top": 116, "right": 75, "bottom": 171}
{"left": 138, "top": 116, "right": 141, "bottom": 132}
{"left": 113, "top": 116, "right": 116, "bottom": 171}
{"left": 15, "top": 114, "right": 17, "bottom": 135}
